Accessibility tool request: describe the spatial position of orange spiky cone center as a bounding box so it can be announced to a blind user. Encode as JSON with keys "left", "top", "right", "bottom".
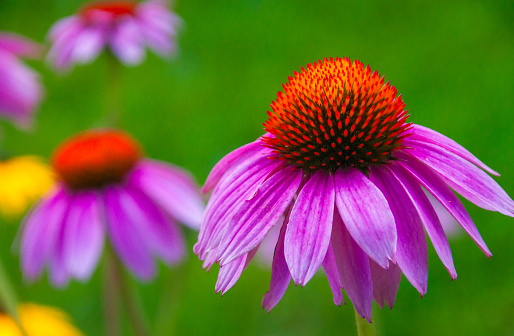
{"left": 263, "top": 57, "right": 412, "bottom": 173}
{"left": 52, "top": 130, "right": 142, "bottom": 190}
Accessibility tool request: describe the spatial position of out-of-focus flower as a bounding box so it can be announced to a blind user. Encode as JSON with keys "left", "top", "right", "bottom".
{"left": 20, "top": 130, "right": 204, "bottom": 286}
{"left": 0, "top": 303, "right": 83, "bottom": 336}
{"left": 0, "top": 33, "right": 43, "bottom": 128}
{"left": 47, "top": 0, "right": 181, "bottom": 70}
{"left": 0, "top": 156, "right": 54, "bottom": 217}
{"left": 195, "top": 57, "right": 514, "bottom": 321}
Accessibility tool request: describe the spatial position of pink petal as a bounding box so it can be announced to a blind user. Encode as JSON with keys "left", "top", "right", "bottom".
{"left": 110, "top": 17, "right": 145, "bottom": 65}
{"left": 70, "top": 27, "right": 106, "bottom": 64}
{"left": 218, "top": 166, "right": 302, "bottom": 265}
{"left": 322, "top": 242, "right": 344, "bottom": 306}
{"left": 405, "top": 140, "right": 514, "bottom": 216}
{"left": 409, "top": 124, "right": 499, "bottom": 176}
{"left": 0, "top": 33, "right": 42, "bottom": 58}
{"left": 63, "top": 191, "right": 104, "bottom": 280}
{"left": 370, "top": 166, "right": 428, "bottom": 295}
{"left": 389, "top": 163, "right": 457, "bottom": 279}
{"left": 215, "top": 254, "right": 247, "bottom": 295}
{"left": 285, "top": 169, "right": 334, "bottom": 286}
{"left": 397, "top": 151, "right": 492, "bottom": 256}
{"left": 331, "top": 210, "right": 373, "bottom": 322}
{"left": 334, "top": 167, "right": 396, "bottom": 268}
{"left": 370, "top": 258, "right": 402, "bottom": 309}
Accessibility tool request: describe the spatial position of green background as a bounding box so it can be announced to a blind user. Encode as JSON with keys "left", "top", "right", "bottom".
{"left": 1, "top": 0, "right": 514, "bottom": 335}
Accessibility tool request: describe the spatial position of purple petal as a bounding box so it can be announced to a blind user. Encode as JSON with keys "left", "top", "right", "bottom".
{"left": 128, "top": 159, "right": 204, "bottom": 229}
{"left": 0, "top": 33, "right": 42, "bottom": 58}
{"left": 370, "top": 258, "right": 402, "bottom": 309}
{"left": 70, "top": 27, "right": 106, "bottom": 64}
{"left": 409, "top": 124, "right": 499, "bottom": 176}
{"left": 389, "top": 163, "right": 457, "bottom": 279}
{"left": 322, "top": 242, "right": 344, "bottom": 306}
{"left": 218, "top": 167, "right": 302, "bottom": 265}
{"left": 195, "top": 150, "right": 277, "bottom": 259}
{"left": 404, "top": 140, "right": 514, "bottom": 216}
{"left": 46, "top": 17, "right": 85, "bottom": 70}
{"left": 63, "top": 191, "right": 104, "bottom": 281}
{"left": 215, "top": 254, "right": 247, "bottom": 295}
{"left": 20, "top": 186, "right": 69, "bottom": 281}
{"left": 331, "top": 210, "right": 373, "bottom": 322}
{"left": 104, "top": 187, "right": 156, "bottom": 280}
{"left": 110, "top": 17, "right": 145, "bottom": 65}
{"left": 202, "top": 139, "right": 264, "bottom": 194}
{"left": 285, "top": 169, "right": 334, "bottom": 286}
{"left": 397, "top": 151, "right": 491, "bottom": 256}
{"left": 334, "top": 167, "right": 396, "bottom": 268}
{"left": 262, "top": 217, "right": 291, "bottom": 312}
{"left": 370, "top": 166, "right": 428, "bottom": 295}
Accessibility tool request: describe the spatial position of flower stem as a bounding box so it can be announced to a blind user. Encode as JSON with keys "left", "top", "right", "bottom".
{"left": 354, "top": 307, "right": 376, "bottom": 336}
{"left": 102, "top": 249, "right": 122, "bottom": 336}
{"left": 0, "top": 258, "right": 27, "bottom": 336}
{"left": 105, "top": 52, "right": 122, "bottom": 128}
{"left": 154, "top": 264, "right": 187, "bottom": 336}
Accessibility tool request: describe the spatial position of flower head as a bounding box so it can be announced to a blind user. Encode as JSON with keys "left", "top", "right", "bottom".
{"left": 0, "top": 32, "right": 43, "bottom": 128}
{"left": 195, "top": 57, "right": 514, "bottom": 321}
{"left": 20, "top": 129, "right": 204, "bottom": 286}
{"left": 0, "top": 303, "right": 83, "bottom": 336}
{"left": 0, "top": 156, "right": 54, "bottom": 217}
{"left": 47, "top": 0, "right": 181, "bottom": 70}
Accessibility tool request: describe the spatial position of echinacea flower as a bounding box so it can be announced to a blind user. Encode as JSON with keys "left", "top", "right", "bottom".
{"left": 47, "top": 0, "right": 181, "bottom": 70}
{"left": 20, "top": 130, "right": 203, "bottom": 286}
{"left": 195, "top": 57, "right": 514, "bottom": 321}
{"left": 0, "top": 156, "right": 54, "bottom": 217}
{"left": 0, "top": 303, "right": 83, "bottom": 336}
{"left": 0, "top": 33, "right": 43, "bottom": 128}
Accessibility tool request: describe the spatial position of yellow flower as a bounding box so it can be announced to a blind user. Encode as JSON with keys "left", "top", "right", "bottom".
{"left": 0, "top": 303, "right": 84, "bottom": 336}
{"left": 0, "top": 156, "right": 54, "bottom": 217}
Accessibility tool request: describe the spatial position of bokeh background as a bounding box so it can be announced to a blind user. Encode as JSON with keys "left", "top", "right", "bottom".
{"left": 1, "top": 0, "right": 514, "bottom": 335}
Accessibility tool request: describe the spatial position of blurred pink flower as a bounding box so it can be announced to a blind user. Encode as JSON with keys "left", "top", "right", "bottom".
{"left": 47, "top": 0, "right": 181, "bottom": 70}
{"left": 20, "top": 130, "right": 204, "bottom": 286}
{"left": 194, "top": 57, "right": 514, "bottom": 321}
{"left": 0, "top": 32, "right": 43, "bottom": 128}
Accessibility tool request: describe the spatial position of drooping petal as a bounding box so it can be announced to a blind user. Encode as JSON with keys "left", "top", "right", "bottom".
{"left": 110, "top": 17, "right": 145, "bottom": 65}
{"left": 369, "top": 258, "right": 402, "bottom": 309}
{"left": 404, "top": 140, "right": 514, "bottom": 216}
{"left": 409, "top": 124, "right": 499, "bottom": 176}
{"left": 20, "top": 187, "right": 69, "bottom": 281}
{"left": 322, "top": 242, "right": 344, "bottom": 306}
{"left": 215, "top": 254, "right": 247, "bottom": 296}
{"left": 389, "top": 163, "right": 457, "bottom": 279}
{"left": 218, "top": 166, "right": 302, "bottom": 265}
{"left": 0, "top": 33, "right": 42, "bottom": 58}
{"left": 334, "top": 167, "right": 396, "bottom": 268}
{"left": 331, "top": 210, "right": 372, "bottom": 322}
{"left": 70, "top": 27, "right": 106, "bottom": 64}
{"left": 262, "top": 217, "right": 291, "bottom": 312}
{"left": 370, "top": 166, "right": 428, "bottom": 296}
{"left": 285, "top": 170, "right": 335, "bottom": 286}
{"left": 397, "top": 151, "right": 491, "bottom": 256}
{"left": 195, "top": 151, "right": 277, "bottom": 259}
{"left": 128, "top": 159, "right": 204, "bottom": 229}
{"left": 202, "top": 139, "right": 264, "bottom": 194}
{"left": 63, "top": 191, "right": 104, "bottom": 280}
{"left": 104, "top": 186, "right": 156, "bottom": 280}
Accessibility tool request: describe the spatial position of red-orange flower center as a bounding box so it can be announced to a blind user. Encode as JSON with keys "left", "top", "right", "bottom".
{"left": 263, "top": 57, "right": 412, "bottom": 173}
{"left": 52, "top": 130, "right": 142, "bottom": 190}
{"left": 80, "top": 1, "right": 137, "bottom": 19}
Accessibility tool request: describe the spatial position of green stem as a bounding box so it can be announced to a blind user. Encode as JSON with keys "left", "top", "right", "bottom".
{"left": 0, "top": 258, "right": 27, "bottom": 336}
{"left": 354, "top": 307, "right": 376, "bottom": 336}
{"left": 102, "top": 249, "right": 122, "bottom": 336}
{"left": 105, "top": 52, "right": 122, "bottom": 128}
{"left": 154, "top": 264, "right": 187, "bottom": 336}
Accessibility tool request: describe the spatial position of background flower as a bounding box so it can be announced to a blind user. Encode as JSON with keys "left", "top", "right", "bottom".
{"left": 0, "top": 33, "right": 43, "bottom": 128}
{"left": 20, "top": 130, "right": 204, "bottom": 286}
{"left": 47, "top": 0, "right": 181, "bottom": 70}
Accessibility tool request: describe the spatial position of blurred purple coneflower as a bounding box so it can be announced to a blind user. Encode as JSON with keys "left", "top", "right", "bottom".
{"left": 47, "top": 0, "right": 180, "bottom": 70}
{"left": 20, "top": 130, "right": 204, "bottom": 286}
{"left": 195, "top": 57, "right": 514, "bottom": 321}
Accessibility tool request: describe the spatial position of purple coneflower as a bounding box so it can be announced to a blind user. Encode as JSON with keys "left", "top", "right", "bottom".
{"left": 195, "top": 57, "right": 514, "bottom": 321}
{"left": 20, "top": 130, "right": 204, "bottom": 286}
{"left": 47, "top": 0, "right": 180, "bottom": 70}
{"left": 0, "top": 32, "right": 43, "bottom": 128}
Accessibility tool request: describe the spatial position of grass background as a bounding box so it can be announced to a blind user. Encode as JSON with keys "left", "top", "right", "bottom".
{"left": 1, "top": 0, "right": 514, "bottom": 334}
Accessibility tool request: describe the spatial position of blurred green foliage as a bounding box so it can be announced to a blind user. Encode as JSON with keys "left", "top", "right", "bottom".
{"left": 1, "top": 0, "right": 513, "bottom": 335}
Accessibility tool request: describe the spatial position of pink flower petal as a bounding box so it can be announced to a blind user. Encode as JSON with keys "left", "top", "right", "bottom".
{"left": 285, "top": 169, "right": 334, "bottom": 286}
{"left": 370, "top": 258, "right": 402, "bottom": 309}
{"left": 322, "top": 241, "right": 344, "bottom": 306}
{"left": 215, "top": 254, "right": 247, "bottom": 295}
{"left": 334, "top": 167, "right": 396, "bottom": 268}
{"left": 110, "top": 17, "right": 145, "bottom": 65}
{"left": 0, "top": 33, "right": 42, "bottom": 58}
